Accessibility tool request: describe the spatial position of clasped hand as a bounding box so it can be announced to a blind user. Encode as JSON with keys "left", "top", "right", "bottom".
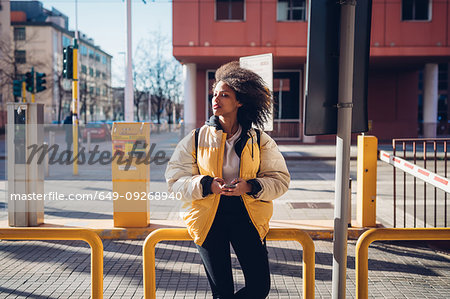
{"left": 210, "top": 177, "right": 251, "bottom": 196}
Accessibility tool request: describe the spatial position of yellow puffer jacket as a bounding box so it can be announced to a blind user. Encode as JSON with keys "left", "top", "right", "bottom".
{"left": 165, "top": 122, "right": 290, "bottom": 246}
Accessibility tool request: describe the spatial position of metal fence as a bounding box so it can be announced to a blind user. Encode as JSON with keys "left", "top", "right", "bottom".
{"left": 391, "top": 138, "right": 450, "bottom": 228}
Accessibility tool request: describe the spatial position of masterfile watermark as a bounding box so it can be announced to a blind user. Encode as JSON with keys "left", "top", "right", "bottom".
{"left": 25, "top": 142, "right": 169, "bottom": 170}
{"left": 9, "top": 191, "right": 182, "bottom": 201}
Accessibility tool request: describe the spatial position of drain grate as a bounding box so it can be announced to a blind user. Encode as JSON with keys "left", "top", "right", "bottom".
{"left": 289, "top": 202, "right": 334, "bottom": 209}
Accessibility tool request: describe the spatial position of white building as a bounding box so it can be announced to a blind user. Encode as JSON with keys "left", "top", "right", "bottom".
{"left": 6, "top": 0, "right": 112, "bottom": 123}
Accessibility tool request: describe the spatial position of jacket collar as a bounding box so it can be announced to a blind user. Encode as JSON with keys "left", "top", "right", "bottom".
{"left": 204, "top": 115, "right": 256, "bottom": 158}
{"left": 205, "top": 115, "right": 222, "bottom": 131}
{"left": 205, "top": 115, "right": 252, "bottom": 133}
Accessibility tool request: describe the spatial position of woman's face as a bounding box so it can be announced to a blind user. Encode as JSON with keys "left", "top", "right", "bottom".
{"left": 212, "top": 81, "right": 242, "bottom": 118}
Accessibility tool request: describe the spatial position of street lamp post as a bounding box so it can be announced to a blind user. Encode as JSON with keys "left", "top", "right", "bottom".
{"left": 124, "top": 0, "right": 134, "bottom": 121}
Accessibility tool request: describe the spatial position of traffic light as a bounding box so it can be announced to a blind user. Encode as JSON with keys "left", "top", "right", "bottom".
{"left": 13, "top": 80, "right": 22, "bottom": 97}
{"left": 36, "top": 72, "right": 46, "bottom": 93}
{"left": 25, "top": 70, "right": 34, "bottom": 93}
{"left": 63, "top": 46, "right": 73, "bottom": 79}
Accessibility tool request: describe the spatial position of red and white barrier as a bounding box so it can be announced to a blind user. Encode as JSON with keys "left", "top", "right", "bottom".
{"left": 379, "top": 150, "right": 450, "bottom": 193}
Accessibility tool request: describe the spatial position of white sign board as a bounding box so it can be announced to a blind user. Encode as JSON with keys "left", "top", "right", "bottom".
{"left": 239, "top": 53, "right": 273, "bottom": 131}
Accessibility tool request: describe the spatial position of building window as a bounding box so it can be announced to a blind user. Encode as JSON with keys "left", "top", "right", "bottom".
{"left": 102, "top": 72, "right": 106, "bottom": 80}
{"left": 15, "top": 50, "right": 26, "bottom": 64}
{"left": 96, "top": 87, "right": 100, "bottom": 95}
{"left": 216, "top": 0, "right": 244, "bottom": 21}
{"left": 96, "top": 70, "right": 100, "bottom": 78}
{"left": 402, "top": 0, "right": 430, "bottom": 21}
{"left": 89, "top": 86, "right": 94, "bottom": 94}
{"left": 80, "top": 45, "right": 88, "bottom": 56}
{"left": 89, "top": 67, "right": 94, "bottom": 76}
{"left": 62, "top": 35, "right": 71, "bottom": 47}
{"left": 89, "top": 49, "right": 95, "bottom": 59}
{"left": 438, "top": 63, "right": 448, "bottom": 91}
{"left": 102, "top": 55, "right": 107, "bottom": 64}
{"left": 277, "top": 0, "right": 306, "bottom": 21}
{"left": 81, "top": 65, "right": 87, "bottom": 74}
{"left": 14, "top": 27, "right": 26, "bottom": 41}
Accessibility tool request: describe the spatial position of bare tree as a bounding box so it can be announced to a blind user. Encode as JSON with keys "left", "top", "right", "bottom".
{"left": 101, "top": 82, "right": 114, "bottom": 121}
{"left": 112, "top": 87, "right": 124, "bottom": 120}
{"left": 0, "top": 29, "right": 48, "bottom": 102}
{"left": 78, "top": 74, "right": 90, "bottom": 124}
{"left": 132, "top": 67, "right": 147, "bottom": 122}
{"left": 0, "top": 35, "right": 21, "bottom": 102}
{"left": 134, "top": 31, "right": 182, "bottom": 124}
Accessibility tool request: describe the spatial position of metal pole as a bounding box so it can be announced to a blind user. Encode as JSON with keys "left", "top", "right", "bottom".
{"left": 332, "top": 1, "right": 356, "bottom": 298}
{"left": 124, "top": 0, "right": 134, "bottom": 121}
{"left": 148, "top": 92, "right": 152, "bottom": 122}
{"left": 31, "top": 67, "right": 36, "bottom": 103}
{"left": 21, "top": 81, "right": 26, "bottom": 102}
{"left": 31, "top": 67, "right": 35, "bottom": 103}
{"left": 72, "top": 0, "right": 79, "bottom": 176}
{"left": 87, "top": 131, "right": 91, "bottom": 152}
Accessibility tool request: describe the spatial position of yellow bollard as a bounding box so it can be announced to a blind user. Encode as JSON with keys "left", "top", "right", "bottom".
{"left": 356, "top": 135, "right": 377, "bottom": 227}
{"left": 111, "top": 122, "right": 150, "bottom": 227}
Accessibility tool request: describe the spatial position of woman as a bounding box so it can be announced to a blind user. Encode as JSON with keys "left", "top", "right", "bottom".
{"left": 165, "top": 61, "right": 290, "bottom": 298}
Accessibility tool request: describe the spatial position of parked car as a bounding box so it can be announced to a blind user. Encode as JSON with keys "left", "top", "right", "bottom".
{"left": 82, "top": 122, "right": 110, "bottom": 142}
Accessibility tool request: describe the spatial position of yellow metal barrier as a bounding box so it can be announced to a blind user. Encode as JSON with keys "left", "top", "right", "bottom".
{"left": 143, "top": 228, "right": 315, "bottom": 299}
{"left": 356, "top": 135, "right": 377, "bottom": 227}
{"left": 356, "top": 228, "right": 450, "bottom": 299}
{"left": 0, "top": 228, "right": 103, "bottom": 299}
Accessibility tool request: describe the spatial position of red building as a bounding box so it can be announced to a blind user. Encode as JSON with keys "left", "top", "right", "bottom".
{"left": 173, "top": 0, "right": 450, "bottom": 142}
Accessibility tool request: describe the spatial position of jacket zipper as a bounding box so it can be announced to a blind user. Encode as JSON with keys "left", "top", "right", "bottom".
{"left": 198, "top": 130, "right": 227, "bottom": 246}
{"left": 239, "top": 131, "right": 264, "bottom": 243}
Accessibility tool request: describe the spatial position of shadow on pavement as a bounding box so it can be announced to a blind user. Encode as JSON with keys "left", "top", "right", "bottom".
{"left": 44, "top": 206, "right": 111, "bottom": 219}
{"left": 45, "top": 211, "right": 112, "bottom": 220}
{"left": 0, "top": 286, "right": 57, "bottom": 299}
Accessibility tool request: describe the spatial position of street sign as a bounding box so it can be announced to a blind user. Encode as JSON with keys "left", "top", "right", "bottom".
{"left": 304, "top": 0, "right": 372, "bottom": 135}
{"left": 240, "top": 53, "right": 274, "bottom": 131}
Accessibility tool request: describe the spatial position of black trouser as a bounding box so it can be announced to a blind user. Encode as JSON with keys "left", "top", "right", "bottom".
{"left": 196, "top": 196, "right": 270, "bottom": 299}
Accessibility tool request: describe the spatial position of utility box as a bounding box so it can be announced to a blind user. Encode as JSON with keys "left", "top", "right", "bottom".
{"left": 7, "top": 103, "right": 44, "bottom": 227}
{"left": 356, "top": 135, "right": 377, "bottom": 227}
{"left": 111, "top": 122, "right": 150, "bottom": 227}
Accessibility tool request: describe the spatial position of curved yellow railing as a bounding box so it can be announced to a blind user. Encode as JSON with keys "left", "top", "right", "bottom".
{"left": 0, "top": 228, "right": 103, "bottom": 299}
{"left": 143, "top": 228, "right": 315, "bottom": 299}
{"left": 356, "top": 228, "right": 450, "bottom": 299}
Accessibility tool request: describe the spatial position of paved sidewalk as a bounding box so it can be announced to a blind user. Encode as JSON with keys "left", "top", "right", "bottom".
{"left": 0, "top": 131, "right": 449, "bottom": 298}
{"left": 0, "top": 238, "right": 448, "bottom": 298}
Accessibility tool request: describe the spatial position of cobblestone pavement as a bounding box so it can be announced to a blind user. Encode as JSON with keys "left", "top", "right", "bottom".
{"left": 0, "top": 130, "right": 449, "bottom": 298}
{"left": 0, "top": 239, "right": 448, "bottom": 298}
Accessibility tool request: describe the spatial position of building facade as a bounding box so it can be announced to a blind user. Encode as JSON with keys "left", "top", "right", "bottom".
{"left": 173, "top": 0, "right": 450, "bottom": 142}
{"left": 0, "top": 0, "right": 12, "bottom": 129}
{"left": 4, "top": 0, "right": 112, "bottom": 124}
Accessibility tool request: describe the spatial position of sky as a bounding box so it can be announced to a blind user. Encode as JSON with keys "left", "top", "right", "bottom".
{"left": 38, "top": 0, "right": 173, "bottom": 87}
